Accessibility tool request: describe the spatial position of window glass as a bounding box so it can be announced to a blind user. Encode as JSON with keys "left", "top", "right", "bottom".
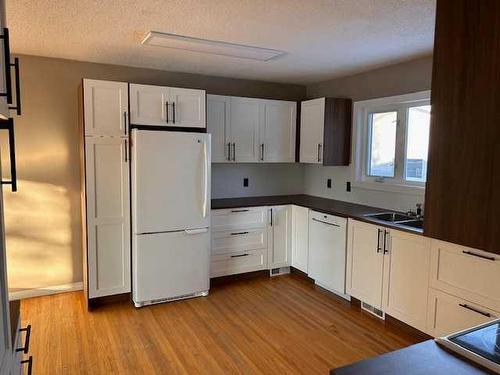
{"left": 405, "top": 105, "right": 431, "bottom": 182}
{"left": 368, "top": 111, "right": 397, "bottom": 178}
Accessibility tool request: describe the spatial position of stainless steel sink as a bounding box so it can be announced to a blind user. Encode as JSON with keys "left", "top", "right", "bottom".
{"left": 396, "top": 219, "right": 423, "bottom": 229}
{"left": 363, "top": 212, "right": 424, "bottom": 231}
{"left": 364, "top": 212, "right": 414, "bottom": 223}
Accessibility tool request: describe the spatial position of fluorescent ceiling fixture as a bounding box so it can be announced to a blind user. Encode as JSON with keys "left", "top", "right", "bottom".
{"left": 142, "top": 31, "right": 285, "bottom": 61}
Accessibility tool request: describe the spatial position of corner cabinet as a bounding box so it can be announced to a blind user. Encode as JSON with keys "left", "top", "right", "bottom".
{"left": 291, "top": 205, "right": 309, "bottom": 273}
{"left": 299, "top": 97, "right": 351, "bottom": 165}
{"left": 81, "top": 79, "right": 131, "bottom": 301}
{"left": 129, "top": 83, "right": 206, "bottom": 128}
{"left": 207, "top": 94, "right": 296, "bottom": 163}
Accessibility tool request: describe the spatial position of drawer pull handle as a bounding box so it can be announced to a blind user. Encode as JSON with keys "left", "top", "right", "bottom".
{"left": 458, "top": 303, "right": 492, "bottom": 318}
{"left": 21, "top": 356, "right": 33, "bottom": 375}
{"left": 231, "top": 253, "right": 249, "bottom": 258}
{"left": 230, "top": 209, "right": 249, "bottom": 213}
{"left": 311, "top": 217, "right": 340, "bottom": 227}
{"left": 16, "top": 324, "right": 31, "bottom": 354}
{"left": 230, "top": 231, "right": 249, "bottom": 236}
{"left": 462, "top": 251, "right": 495, "bottom": 261}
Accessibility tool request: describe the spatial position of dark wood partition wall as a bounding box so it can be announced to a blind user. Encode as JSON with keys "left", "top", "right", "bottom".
{"left": 424, "top": 0, "right": 500, "bottom": 254}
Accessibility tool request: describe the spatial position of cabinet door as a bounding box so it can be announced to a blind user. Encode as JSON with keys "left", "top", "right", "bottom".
{"left": 269, "top": 206, "right": 292, "bottom": 268}
{"left": 427, "top": 288, "right": 498, "bottom": 337}
{"left": 299, "top": 98, "right": 325, "bottom": 163}
{"left": 129, "top": 84, "right": 169, "bottom": 126}
{"left": 229, "top": 97, "right": 260, "bottom": 162}
{"left": 261, "top": 100, "right": 296, "bottom": 162}
{"left": 291, "top": 205, "right": 309, "bottom": 273}
{"left": 169, "top": 87, "right": 206, "bottom": 128}
{"left": 346, "top": 220, "right": 384, "bottom": 309}
{"left": 383, "top": 230, "right": 431, "bottom": 332}
{"left": 84, "top": 79, "right": 128, "bottom": 136}
{"left": 0, "top": 182, "right": 12, "bottom": 375}
{"left": 207, "top": 95, "right": 231, "bottom": 163}
{"left": 85, "top": 137, "right": 131, "bottom": 298}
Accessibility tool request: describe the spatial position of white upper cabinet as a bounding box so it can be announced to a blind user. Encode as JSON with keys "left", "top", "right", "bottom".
{"left": 129, "top": 84, "right": 206, "bottom": 128}
{"left": 207, "top": 95, "right": 297, "bottom": 163}
{"left": 269, "top": 206, "right": 292, "bottom": 269}
{"left": 84, "top": 79, "right": 129, "bottom": 136}
{"left": 346, "top": 219, "right": 385, "bottom": 309}
{"left": 207, "top": 95, "right": 230, "bottom": 163}
{"left": 261, "top": 100, "right": 296, "bottom": 162}
{"left": 129, "top": 84, "right": 169, "bottom": 126}
{"left": 230, "top": 97, "right": 261, "bottom": 162}
{"left": 300, "top": 98, "right": 325, "bottom": 163}
{"left": 169, "top": 87, "right": 206, "bottom": 128}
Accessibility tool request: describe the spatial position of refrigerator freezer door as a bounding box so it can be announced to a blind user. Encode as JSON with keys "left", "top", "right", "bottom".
{"left": 132, "top": 130, "right": 211, "bottom": 234}
{"left": 132, "top": 229, "right": 210, "bottom": 305}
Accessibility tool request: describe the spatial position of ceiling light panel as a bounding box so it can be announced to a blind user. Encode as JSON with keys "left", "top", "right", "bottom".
{"left": 142, "top": 32, "right": 285, "bottom": 61}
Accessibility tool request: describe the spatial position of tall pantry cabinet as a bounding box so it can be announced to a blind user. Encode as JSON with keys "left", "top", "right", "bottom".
{"left": 81, "top": 79, "right": 131, "bottom": 303}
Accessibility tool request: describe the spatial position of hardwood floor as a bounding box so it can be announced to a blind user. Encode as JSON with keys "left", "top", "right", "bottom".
{"left": 21, "top": 274, "right": 424, "bottom": 374}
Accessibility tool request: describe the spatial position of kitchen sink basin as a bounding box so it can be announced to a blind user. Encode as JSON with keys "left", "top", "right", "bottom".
{"left": 396, "top": 219, "right": 424, "bottom": 229}
{"left": 364, "top": 212, "right": 414, "bottom": 223}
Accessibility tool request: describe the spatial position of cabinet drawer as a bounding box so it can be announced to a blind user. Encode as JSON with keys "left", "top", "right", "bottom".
{"left": 211, "top": 207, "right": 268, "bottom": 231}
{"left": 430, "top": 240, "right": 500, "bottom": 311}
{"left": 427, "top": 288, "right": 498, "bottom": 337}
{"left": 211, "top": 228, "right": 267, "bottom": 255}
{"left": 210, "top": 250, "right": 267, "bottom": 278}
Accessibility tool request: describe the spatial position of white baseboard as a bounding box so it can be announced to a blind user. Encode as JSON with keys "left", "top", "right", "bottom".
{"left": 9, "top": 281, "right": 83, "bottom": 301}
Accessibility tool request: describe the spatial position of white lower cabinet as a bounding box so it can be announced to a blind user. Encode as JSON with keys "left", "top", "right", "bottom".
{"left": 383, "top": 230, "right": 431, "bottom": 333}
{"left": 308, "top": 211, "right": 347, "bottom": 296}
{"left": 210, "top": 207, "right": 269, "bottom": 277}
{"left": 291, "top": 205, "right": 309, "bottom": 273}
{"left": 346, "top": 220, "right": 385, "bottom": 309}
{"left": 427, "top": 288, "right": 499, "bottom": 337}
{"left": 268, "top": 206, "right": 292, "bottom": 269}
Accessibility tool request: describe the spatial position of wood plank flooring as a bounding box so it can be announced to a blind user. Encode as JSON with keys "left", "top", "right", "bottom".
{"left": 21, "top": 274, "right": 424, "bottom": 374}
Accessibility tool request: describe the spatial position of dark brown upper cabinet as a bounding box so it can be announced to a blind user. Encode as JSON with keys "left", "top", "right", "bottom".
{"left": 424, "top": 0, "right": 500, "bottom": 254}
{"left": 299, "top": 97, "right": 352, "bottom": 166}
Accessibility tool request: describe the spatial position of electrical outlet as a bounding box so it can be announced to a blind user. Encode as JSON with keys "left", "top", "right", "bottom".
{"left": 327, "top": 178, "right": 332, "bottom": 188}
{"left": 243, "top": 178, "right": 249, "bottom": 187}
{"left": 346, "top": 181, "right": 351, "bottom": 192}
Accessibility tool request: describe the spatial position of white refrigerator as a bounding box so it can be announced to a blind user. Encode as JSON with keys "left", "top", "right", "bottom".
{"left": 131, "top": 129, "right": 211, "bottom": 307}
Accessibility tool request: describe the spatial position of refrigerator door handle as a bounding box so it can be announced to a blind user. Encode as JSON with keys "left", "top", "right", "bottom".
{"left": 201, "top": 140, "right": 209, "bottom": 218}
{"left": 184, "top": 228, "right": 209, "bottom": 235}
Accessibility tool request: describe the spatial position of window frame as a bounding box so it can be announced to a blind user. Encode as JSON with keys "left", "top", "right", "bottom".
{"left": 352, "top": 91, "right": 431, "bottom": 194}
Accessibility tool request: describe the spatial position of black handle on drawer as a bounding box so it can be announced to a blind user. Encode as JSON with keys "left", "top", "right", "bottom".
{"left": 172, "top": 102, "right": 176, "bottom": 124}
{"left": 0, "top": 28, "right": 12, "bottom": 104}
{"left": 231, "top": 253, "right": 249, "bottom": 258}
{"left": 16, "top": 324, "right": 31, "bottom": 354}
{"left": 0, "top": 118, "right": 17, "bottom": 191}
{"left": 230, "top": 209, "right": 249, "bottom": 213}
{"left": 21, "top": 356, "right": 33, "bottom": 375}
{"left": 458, "top": 303, "right": 492, "bottom": 318}
{"left": 230, "top": 231, "right": 249, "bottom": 236}
{"left": 462, "top": 250, "right": 495, "bottom": 261}
{"left": 9, "top": 57, "right": 21, "bottom": 115}
{"left": 165, "top": 101, "right": 169, "bottom": 123}
{"left": 311, "top": 217, "right": 340, "bottom": 227}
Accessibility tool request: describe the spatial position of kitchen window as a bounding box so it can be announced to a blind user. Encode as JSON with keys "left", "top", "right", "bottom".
{"left": 352, "top": 91, "right": 431, "bottom": 192}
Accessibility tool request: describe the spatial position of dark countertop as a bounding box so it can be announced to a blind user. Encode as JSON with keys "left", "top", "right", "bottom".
{"left": 9, "top": 299, "right": 20, "bottom": 345}
{"left": 211, "top": 194, "right": 423, "bottom": 234}
{"left": 330, "top": 340, "right": 493, "bottom": 375}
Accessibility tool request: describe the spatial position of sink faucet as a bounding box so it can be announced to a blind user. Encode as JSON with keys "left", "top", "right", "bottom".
{"left": 407, "top": 203, "right": 424, "bottom": 219}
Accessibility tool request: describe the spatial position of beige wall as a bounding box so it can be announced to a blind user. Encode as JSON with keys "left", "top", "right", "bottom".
{"left": 3, "top": 54, "right": 306, "bottom": 292}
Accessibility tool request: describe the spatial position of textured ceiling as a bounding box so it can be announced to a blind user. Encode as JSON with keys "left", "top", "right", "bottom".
{"left": 6, "top": 0, "right": 436, "bottom": 84}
